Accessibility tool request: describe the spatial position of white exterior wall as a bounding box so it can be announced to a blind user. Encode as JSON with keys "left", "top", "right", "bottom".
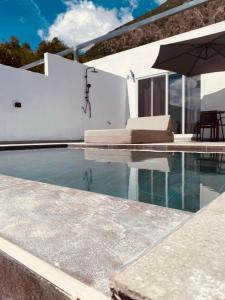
{"left": 88, "top": 21, "right": 225, "bottom": 118}
{"left": 0, "top": 53, "right": 127, "bottom": 141}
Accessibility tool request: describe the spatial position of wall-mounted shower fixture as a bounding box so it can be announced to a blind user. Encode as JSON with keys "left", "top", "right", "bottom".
{"left": 82, "top": 67, "right": 98, "bottom": 118}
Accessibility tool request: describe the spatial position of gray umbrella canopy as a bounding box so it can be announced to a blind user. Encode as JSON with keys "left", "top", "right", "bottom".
{"left": 152, "top": 31, "right": 225, "bottom": 76}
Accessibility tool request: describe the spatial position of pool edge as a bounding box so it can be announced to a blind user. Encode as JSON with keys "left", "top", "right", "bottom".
{"left": 0, "top": 236, "right": 109, "bottom": 300}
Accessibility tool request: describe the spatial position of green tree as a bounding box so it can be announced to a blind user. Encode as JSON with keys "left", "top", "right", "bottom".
{"left": 0, "top": 36, "right": 34, "bottom": 67}
{"left": 35, "top": 37, "right": 66, "bottom": 59}
{"left": 0, "top": 36, "right": 71, "bottom": 73}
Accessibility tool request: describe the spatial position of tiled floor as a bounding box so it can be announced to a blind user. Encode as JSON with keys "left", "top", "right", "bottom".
{"left": 0, "top": 175, "right": 191, "bottom": 297}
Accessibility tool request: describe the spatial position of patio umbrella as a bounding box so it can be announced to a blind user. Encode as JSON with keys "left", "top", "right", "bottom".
{"left": 152, "top": 30, "right": 225, "bottom": 76}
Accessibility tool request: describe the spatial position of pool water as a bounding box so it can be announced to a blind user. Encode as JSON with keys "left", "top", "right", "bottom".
{"left": 0, "top": 148, "right": 225, "bottom": 213}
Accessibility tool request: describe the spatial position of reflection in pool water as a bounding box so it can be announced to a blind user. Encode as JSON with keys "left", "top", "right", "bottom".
{"left": 0, "top": 148, "right": 224, "bottom": 213}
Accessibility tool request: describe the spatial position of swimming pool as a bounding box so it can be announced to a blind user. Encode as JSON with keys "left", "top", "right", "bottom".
{"left": 0, "top": 148, "right": 224, "bottom": 213}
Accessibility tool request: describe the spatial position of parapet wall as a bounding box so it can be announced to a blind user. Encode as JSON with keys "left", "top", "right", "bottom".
{"left": 0, "top": 54, "right": 128, "bottom": 142}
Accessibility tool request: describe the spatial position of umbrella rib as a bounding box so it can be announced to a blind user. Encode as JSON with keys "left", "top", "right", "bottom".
{"left": 153, "top": 45, "right": 202, "bottom": 67}
{"left": 187, "top": 47, "right": 204, "bottom": 77}
{"left": 210, "top": 45, "right": 225, "bottom": 59}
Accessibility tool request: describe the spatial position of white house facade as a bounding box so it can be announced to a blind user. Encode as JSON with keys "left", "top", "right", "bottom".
{"left": 88, "top": 20, "right": 225, "bottom": 137}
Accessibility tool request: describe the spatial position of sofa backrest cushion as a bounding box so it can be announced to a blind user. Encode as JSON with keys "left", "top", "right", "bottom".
{"left": 126, "top": 115, "right": 173, "bottom": 132}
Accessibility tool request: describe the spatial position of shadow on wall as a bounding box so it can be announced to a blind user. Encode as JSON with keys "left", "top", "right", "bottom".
{"left": 202, "top": 86, "right": 225, "bottom": 111}
{"left": 201, "top": 86, "right": 225, "bottom": 139}
{"left": 125, "top": 84, "right": 131, "bottom": 126}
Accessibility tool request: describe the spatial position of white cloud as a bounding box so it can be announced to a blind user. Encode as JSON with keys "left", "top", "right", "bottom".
{"left": 129, "top": 0, "right": 139, "bottom": 10}
{"left": 38, "top": 0, "right": 134, "bottom": 47}
{"left": 19, "top": 16, "right": 25, "bottom": 24}
{"left": 37, "top": 29, "right": 44, "bottom": 39}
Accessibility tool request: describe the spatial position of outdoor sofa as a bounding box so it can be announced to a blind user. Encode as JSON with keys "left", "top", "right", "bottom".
{"left": 84, "top": 115, "right": 174, "bottom": 144}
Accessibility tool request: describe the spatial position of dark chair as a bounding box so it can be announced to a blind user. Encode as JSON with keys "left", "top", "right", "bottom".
{"left": 196, "top": 111, "right": 219, "bottom": 141}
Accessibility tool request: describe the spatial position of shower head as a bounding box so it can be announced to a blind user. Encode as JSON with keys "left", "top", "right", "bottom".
{"left": 85, "top": 67, "right": 98, "bottom": 77}
{"left": 91, "top": 68, "right": 98, "bottom": 73}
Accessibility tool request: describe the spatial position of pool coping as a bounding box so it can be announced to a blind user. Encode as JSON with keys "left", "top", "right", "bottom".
{"left": 1, "top": 141, "right": 225, "bottom": 153}
{"left": 68, "top": 142, "right": 225, "bottom": 153}
{"left": 110, "top": 192, "right": 225, "bottom": 300}
{"left": 0, "top": 174, "right": 192, "bottom": 299}
{"left": 0, "top": 236, "right": 108, "bottom": 300}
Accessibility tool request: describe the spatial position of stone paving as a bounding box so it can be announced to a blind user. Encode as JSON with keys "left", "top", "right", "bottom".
{"left": 0, "top": 174, "right": 191, "bottom": 297}
{"left": 112, "top": 192, "right": 225, "bottom": 300}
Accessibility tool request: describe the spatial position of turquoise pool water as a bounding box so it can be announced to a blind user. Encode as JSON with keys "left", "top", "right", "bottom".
{"left": 0, "top": 148, "right": 224, "bottom": 212}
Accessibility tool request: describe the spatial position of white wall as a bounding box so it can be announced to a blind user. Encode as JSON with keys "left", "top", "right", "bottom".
{"left": 88, "top": 21, "right": 225, "bottom": 118}
{"left": 0, "top": 53, "right": 127, "bottom": 141}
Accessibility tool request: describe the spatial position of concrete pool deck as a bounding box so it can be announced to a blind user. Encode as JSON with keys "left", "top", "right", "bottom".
{"left": 0, "top": 174, "right": 191, "bottom": 299}
{"left": 111, "top": 191, "right": 225, "bottom": 300}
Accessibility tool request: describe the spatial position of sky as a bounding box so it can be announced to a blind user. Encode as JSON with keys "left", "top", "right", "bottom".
{"left": 0, "top": 0, "right": 164, "bottom": 49}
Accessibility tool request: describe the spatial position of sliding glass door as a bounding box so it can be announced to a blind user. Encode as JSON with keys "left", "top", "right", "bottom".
{"left": 138, "top": 78, "right": 151, "bottom": 117}
{"left": 185, "top": 76, "right": 201, "bottom": 134}
{"left": 169, "top": 74, "right": 182, "bottom": 134}
{"left": 153, "top": 76, "right": 166, "bottom": 115}
{"left": 138, "top": 73, "right": 201, "bottom": 134}
{"left": 138, "top": 75, "right": 166, "bottom": 117}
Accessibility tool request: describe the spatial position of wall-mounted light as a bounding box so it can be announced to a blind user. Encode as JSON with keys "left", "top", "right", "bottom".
{"left": 127, "top": 70, "right": 135, "bottom": 82}
{"left": 14, "top": 101, "right": 22, "bottom": 108}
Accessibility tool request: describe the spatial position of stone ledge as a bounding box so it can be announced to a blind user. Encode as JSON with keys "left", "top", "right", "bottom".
{"left": 0, "top": 236, "right": 108, "bottom": 300}
{"left": 111, "top": 193, "right": 225, "bottom": 300}
{"left": 69, "top": 142, "right": 225, "bottom": 153}
{"left": 0, "top": 174, "right": 190, "bottom": 298}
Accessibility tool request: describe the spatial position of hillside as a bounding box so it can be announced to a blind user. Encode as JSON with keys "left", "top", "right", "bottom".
{"left": 80, "top": 0, "right": 224, "bottom": 62}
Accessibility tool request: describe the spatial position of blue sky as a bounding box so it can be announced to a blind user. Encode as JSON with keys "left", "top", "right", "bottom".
{"left": 0, "top": 0, "right": 162, "bottom": 49}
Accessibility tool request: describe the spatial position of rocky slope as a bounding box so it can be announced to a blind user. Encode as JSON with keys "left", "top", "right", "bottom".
{"left": 80, "top": 0, "right": 225, "bottom": 62}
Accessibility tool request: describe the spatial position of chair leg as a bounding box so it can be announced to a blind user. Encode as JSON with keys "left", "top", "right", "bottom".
{"left": 221, "top": 124, "right": 225, "bottom": 141}
{"left": 196, "top": 126, "right": 199, "bottom": 141}
{"left": 216, "top": 126, "right": 219, "bottom": 141}
{"left": 215, "top": 126, "right": 218, "bottom": 141}
{"left": 218, "top": 114, "right": 224, "bottom": 141}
